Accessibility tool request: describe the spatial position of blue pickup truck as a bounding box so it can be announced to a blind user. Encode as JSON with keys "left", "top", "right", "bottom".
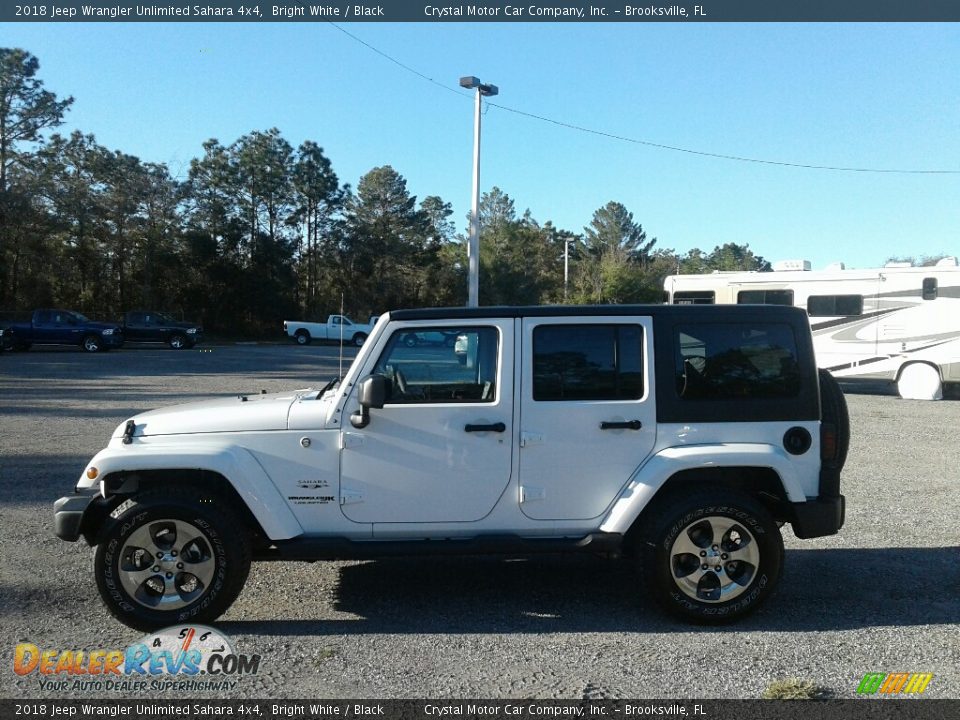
{"left": 1, "top": 309, "right": 124, "bottom": 352}
{"left": 121, "top": 310, "right": 202, "bottom": 349}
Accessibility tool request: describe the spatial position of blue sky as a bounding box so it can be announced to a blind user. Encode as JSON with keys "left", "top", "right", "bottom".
{"left": 7, "top": 21, "right": 959, "bottom": 269}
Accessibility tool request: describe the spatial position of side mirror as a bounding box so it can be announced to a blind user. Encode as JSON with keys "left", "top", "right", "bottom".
{"left": 350, "top": 375, "right": 388, "bottom": 428}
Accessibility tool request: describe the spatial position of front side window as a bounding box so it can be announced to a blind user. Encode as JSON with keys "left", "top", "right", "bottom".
{"left": 922, "top": 277, "right": 938, "bottom": 301}
{"left": 372, "top": 327, "right": 498, "bottom": 404}
{"left": 533, "top": 324, "right": 644, "bottom": 401}
{"left": 676, "top": 323, "right": 801, "bottom": 400}
{"left": 737, "top": 289, "right": 794, "bottom": 306}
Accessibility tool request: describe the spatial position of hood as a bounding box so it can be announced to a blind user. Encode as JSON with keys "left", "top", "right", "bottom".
{"left": 88, "top": 321, "right": 123, "bottom": 332}
{"left": 165, "top": 320, "right": 202, "bottom": 330}
{"left": 115, "top": 391, "right": 304, "bottom": 438}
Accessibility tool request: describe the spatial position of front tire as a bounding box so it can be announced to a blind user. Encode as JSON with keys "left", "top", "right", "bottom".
{"left": 82, "top": 335, "right": 102, "bottom": 353}
{"left": 639, "top": 488, "right": 783, "bottom": 624}
{"left": 169, "top": 334, "right": 187, "bottom": 350}
{"left": 94, "top": 488, "right": 251, "bottom": 631}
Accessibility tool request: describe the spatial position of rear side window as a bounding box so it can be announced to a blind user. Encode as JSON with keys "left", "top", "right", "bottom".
{"left": 676, "top": 323, "right": 801, "bottom": 400}
{"left": 736, "top": 289, "right": 794, "bottom": 306}
{"left": 807, "top": 294, "right": 864, "bottom": 317}
{"left": 673, "top": 291, "right": 715, "bottom": 305}
{"left": 533, "top": 324, "right": 644, "bottom": 401}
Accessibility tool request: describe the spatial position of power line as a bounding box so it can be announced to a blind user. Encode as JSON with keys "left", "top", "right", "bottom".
{"left": 328, "top": 22, "right": 960, "bottom": 176}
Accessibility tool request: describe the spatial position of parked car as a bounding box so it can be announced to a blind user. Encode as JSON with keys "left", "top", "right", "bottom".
{"left": 122, "top": 311, "right": 202, "bottom": 349}
{"left": 283, "top": 314, "right": 373, "bottom": 347}
{"left": 4, "top": 309, "right": 123, "bottom": 352}
{"left": 56, "top": 304, "right": 847, "bottom": 630}
{"left": 400, "top": 330, "right": 459, "bottom": 347}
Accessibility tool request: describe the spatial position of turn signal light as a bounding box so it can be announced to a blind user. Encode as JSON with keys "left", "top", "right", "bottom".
{"left": 86, "top": 467, "right": 99, "bottom": 480}
{"left": 821, "top": 424, "right": 838, "bottom": 462}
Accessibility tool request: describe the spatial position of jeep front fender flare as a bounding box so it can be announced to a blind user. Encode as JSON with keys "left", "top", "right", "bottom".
{"left": 76, "top": 443, "right": 303, "bottom": 541}
{"left": 599, "top": 443, "right": 806, "bottom": 535}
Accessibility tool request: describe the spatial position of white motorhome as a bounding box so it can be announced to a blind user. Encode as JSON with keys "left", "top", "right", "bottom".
{"left": 663, "top": 258, "right": 960, "bottom": 400}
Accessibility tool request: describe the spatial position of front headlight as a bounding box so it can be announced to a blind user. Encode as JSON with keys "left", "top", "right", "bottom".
{"left": 186, "top": 328, "right": 198, "bottom": 334}
{"left": 102, "top": 329, "right": 114, "bottom": 336}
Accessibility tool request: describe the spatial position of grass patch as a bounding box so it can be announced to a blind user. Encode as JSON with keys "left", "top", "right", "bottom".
{"left": 313, "top": 646, "right": 338, "bottom": 666}
{"left": 762, "top": 678, "right": 826, "bottom": 700}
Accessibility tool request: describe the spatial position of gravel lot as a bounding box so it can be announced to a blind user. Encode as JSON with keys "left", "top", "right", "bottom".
{"left": 1, "top": 345, "right": 958, "bottom": 700}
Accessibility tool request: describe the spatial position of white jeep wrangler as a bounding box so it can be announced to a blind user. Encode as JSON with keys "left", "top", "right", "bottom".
{"left": 55, "top": 305, "right": 847, "bottom": 630}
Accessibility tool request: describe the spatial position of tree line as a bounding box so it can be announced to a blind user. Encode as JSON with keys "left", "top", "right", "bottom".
{"left": 0, "top": 48, "right": 770, "bottom": 334}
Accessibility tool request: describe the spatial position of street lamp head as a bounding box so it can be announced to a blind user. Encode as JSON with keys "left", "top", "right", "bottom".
{"left": 460, "top": 76, "right": 499, "bottom": 97}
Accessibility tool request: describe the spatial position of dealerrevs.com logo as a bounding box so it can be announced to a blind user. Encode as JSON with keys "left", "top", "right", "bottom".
{"left": 13, "top": 625, "right": 261, "bottom": 693}
{"left": 856, "top": 672, "right": 933, "bottom": 695}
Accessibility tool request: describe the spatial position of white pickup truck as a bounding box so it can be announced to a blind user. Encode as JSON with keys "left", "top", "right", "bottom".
{"left": 283, "top": 314, "right": 374, "bottom": 347}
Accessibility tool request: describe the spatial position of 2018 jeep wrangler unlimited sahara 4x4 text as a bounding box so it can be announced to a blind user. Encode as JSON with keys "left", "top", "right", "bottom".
{"left": 54, "top": 305, "right": 847, "bottom": 630}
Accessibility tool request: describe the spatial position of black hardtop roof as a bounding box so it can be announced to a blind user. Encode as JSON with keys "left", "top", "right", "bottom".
{"left": 389, "top": 304, "right": 809, "bottom": 322}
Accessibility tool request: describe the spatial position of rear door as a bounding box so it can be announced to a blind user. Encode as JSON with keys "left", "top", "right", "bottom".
{"left": 518, "top": 317, "right": 656, "bottom": 520}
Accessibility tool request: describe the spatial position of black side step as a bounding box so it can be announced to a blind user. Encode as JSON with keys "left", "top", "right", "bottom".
{"left": 253, "top": 532, "right": 623, "bottom": 562}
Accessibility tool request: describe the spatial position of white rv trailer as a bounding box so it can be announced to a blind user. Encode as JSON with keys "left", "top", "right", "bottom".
{"left": 663, "top": 258, "right": 960, "bottom": 400}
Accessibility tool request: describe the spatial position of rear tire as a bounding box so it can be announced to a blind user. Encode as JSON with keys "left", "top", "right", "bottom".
{"left": 897, "top": 362, "right": 942, "bottom": 401}
{"left": 818, "top": 368, "right": 850, "bottom": 471}
{"left": 638, "top": 488, "right": 783, "bottom": 624}
{"left": 93, "top": 488, "right": 251, "bottom": 631}
{"left": 295, "top": 330, "right": 311, "bottom": 346}
{"left": 352, "top": 333, "right": 367, "bottom": 347}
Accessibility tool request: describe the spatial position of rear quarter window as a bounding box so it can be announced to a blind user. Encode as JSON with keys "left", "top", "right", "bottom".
{"left": 676, "top": 323, "right": 801, "bottom": 400}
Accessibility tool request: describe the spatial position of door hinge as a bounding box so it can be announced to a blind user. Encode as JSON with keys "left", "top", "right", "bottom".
{"left": 519, "top": 431, "right": 543, "bottom": 448}
{"left": 520, "top": 485, "right": 546, "bottom": 503}
{"left": 339, "top": 432, "right": 365, "bottom": 450}
{"left": 340, "top": 491, "right": 363, "bottom": 506}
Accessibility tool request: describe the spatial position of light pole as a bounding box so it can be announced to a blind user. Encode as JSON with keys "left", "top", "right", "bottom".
{"left": 460, "top": 75, "right": 498, "bottom": 308}
{"left": 563, "top": 237, "right": 575, "bottom": 301}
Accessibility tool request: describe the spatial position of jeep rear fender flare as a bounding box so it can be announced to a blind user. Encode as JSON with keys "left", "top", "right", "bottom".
{"left": 74, "top": 444, "right": 303, "bottom": 541}
{"left": 599, "top": 443, "right": 804, "bottom": 535}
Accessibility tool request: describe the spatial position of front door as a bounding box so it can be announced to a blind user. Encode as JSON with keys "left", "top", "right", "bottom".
{"left": 518, "top": 317, "right": 657, "bottom": 521}
{"left": 339, "top": 321, "right": 514, "bottom": 527}
{"left": 35, "top": 310, "right": 82, "bottom": 344}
